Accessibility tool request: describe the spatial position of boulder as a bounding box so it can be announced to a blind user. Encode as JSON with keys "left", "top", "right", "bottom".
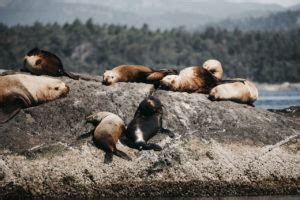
{"left": 0, "top": 74, "right": 299, "bottom": 199}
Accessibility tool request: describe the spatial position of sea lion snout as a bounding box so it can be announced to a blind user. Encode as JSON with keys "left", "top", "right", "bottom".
{"left": 159, "top": 81, "right": 170, "bottom": 90}
{"left": 146, "top": 99, "right": 155, "bottom": 108}
{"left": 63, "top": 85, "right": 70, "bottom": 96}
{"left": 102, "top": 79, "right": 111, "bottom": 85}
{"left": 142, "top": 96, "right": 162, "bottom": 113}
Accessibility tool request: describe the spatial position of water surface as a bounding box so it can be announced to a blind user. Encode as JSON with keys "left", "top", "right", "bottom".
{"left": 255, "top": 90, "right": 300, "bottom": 109}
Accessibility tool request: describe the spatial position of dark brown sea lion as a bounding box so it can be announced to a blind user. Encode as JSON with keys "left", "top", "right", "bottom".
{"left": 160, "top": 66, "right": 219, "bottom": 93}
{"left": 125, "top": 96, "right": 175, "bottom": 151}
{"left": 23, "top": 48, "right": 79, "bottom": 79}
{"left": 160, "top": 60, "right": 244, "bottom": 94}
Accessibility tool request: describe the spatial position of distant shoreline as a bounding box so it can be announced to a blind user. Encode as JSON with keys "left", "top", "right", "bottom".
{"left": 256, "top": 82, "right": 300, "bottom": 91}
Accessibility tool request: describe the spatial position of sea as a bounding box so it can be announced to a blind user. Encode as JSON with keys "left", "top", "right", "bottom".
{"left": 118, "top": 196, "right": 299, "bottom": 200}
{"left": 172, "top": 197, "right": 299, "bottom": 200}
{"left": 255, "top": 90, "right": 300, "bottom": 110}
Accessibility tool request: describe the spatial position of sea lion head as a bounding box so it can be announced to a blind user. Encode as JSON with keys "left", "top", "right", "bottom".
{"left": 203, "top": 59, "right": 223, "bottom": 80}
{"left": 86, "top": 112, "right": 111, "bottom": 124}
{"left": 139, "top": 96, "right": 162, "bottom": 116}
{"left": 208, "top": 87, "right": 219, "bottom": 101}
{"left": 102, "top": 70, "right": 119, "bottom": 85}
{"left": 160, "top": 75, "right": 180, "bottom": 90}
{"left": 37, "top": 78, "right": 69, "bottom": 102}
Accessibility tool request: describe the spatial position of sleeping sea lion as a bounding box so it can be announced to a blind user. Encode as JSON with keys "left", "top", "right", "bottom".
{"left": 23, "top": 48, "right": 79, "bottom": 79}
{"left": 102, "top": 65, "right": 177, "bottom": 86}
{"left": 160, "top": 59, "right": 245, "bottom": 94}
{"left": 125, "top": 96, "right": 175, "bottom": 151}
{"left": 160, "top": 66, "right": 219, "bottom": 93}
{"left": 0, "top": 74, "right": 69, "bottom": 123}
{"left": 209, "top": 79, "right": 258, "bottom": 105}
{"left": 85, "top": 112, "right": 132, "bottom": 163}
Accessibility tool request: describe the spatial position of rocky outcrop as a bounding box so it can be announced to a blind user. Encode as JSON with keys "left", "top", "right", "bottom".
{"left": 0, "top": 74, "right": 299, "bottom": 199}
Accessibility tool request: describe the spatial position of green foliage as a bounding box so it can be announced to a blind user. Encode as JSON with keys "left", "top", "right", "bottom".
{"left": 0, "top": 20, "right": 299, "bottom": 83}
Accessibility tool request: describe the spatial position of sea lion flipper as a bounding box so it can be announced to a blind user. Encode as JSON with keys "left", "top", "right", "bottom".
{"left": 217, "top": 79, "right": 246, "bottom": 85}
{"left": 133, "top": 142, "right": 162, "bottom": 151}
{"left": 114, "top": 150, "right": 132, "bottom": 161}
{"left": 155, "top": 68, "right": 178, "bottom": 74}
{"left": 146, "top": 72, "right": 165, "bottom": 82}
{"left": 20, "top": 68, "right": 29, "bottom": 72}
{"left": 77, "top": 129, "right": 94, "bottom": 140}
{"left": 0, "top": 102, "right": 23, "bottom": 124}
{"left": 147, "top": 143, "right": 163, "bottom": 151}
{"left": 0, "top": 70, "right": 22, "bottom": 76}
{"left": 146, "top": 68, "right": 179, "bottom": 82}
{"left": 0, "top": 89, "right": 34, "bottom": 124}
{"left": 63, "top": 71, "right": 79, "bottom": 80}
{"left": 160, "top": 128, "right": 175, "bottom": 138}
{"left": 104, "top": 152, "right": 113, "bottom": 164}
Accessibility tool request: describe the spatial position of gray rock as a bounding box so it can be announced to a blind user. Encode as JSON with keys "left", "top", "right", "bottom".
{"left": 0, "top": 74, "right": 299, "bottom": 198}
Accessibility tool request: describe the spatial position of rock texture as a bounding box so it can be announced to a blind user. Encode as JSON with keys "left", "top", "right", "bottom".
{"left": 0, "top": 74, "right": 299, "bottom": 199}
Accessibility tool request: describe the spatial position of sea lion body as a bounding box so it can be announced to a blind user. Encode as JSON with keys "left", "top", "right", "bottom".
{"left": 86, "top": 112, "right": 131, "bottom": 163}
{"left": 160, "top": 66, "right": 218, "bottom": 93}
{"left": 125, "top": 96, "right": 174, "bottom": 151}
{"left": 23, "top": 48, "right": 78, "bottom": 79}
{"left": 209, "top": 80, "right": 258, "bottom": 105}
{"left": 0, "top": 74, "right": 69, "bottom": 123}
{"left": 102, "top": 65, "right": 177, "bottom": 85}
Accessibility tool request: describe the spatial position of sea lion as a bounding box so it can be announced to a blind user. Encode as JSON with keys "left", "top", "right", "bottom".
{"left": 203, "top": 59, "right": 223, "bottom": 80}
{"left": 0, "top": 74, "right": 69, "bottom": 123}
{"left": 23, "top": 48, "right": 79, "bottom": 79}
{"left": 102, "top": 65, "right": 177, "bottom": 86}
{"left": 209, "top": 79, "right": 258, "bottom": 105}
{"left": 85, "top": 112, "right": 131, "bottom": 163}
{"left": 125, "top": 96, "right": 175, "bottom": 151}
{"left": 160, "top": 66, "right": 219, "bottom": 93}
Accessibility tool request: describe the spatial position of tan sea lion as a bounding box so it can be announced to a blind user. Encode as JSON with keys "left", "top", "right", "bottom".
{"left": 0, "top": 74, "right": 69, "bottom": 123}
{"left": 23, "top": 48, "right": 79, "bottom": 79}
{"left": 85, "top": 112, "right": 132, "bottom": 163}
{"left": 209, "top": 79, "right": 258, "bottom": 105}
{"left": 102, "top": 65, "right": 177, "bottom": 86}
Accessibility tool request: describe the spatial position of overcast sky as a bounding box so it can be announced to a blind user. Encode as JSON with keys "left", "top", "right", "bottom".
{"left": 0, "top": 0, "right": 299, "bottom": 8}
{"left": 230, "top": 0, "right": 300, "bottom": 7}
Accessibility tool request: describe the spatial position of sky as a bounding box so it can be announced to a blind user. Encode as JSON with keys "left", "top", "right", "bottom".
{"left": 230, "top": 0, "right": 300, "bottom": 7}
{"left": 0, "top": 0, "right": 299, "bottom": 8}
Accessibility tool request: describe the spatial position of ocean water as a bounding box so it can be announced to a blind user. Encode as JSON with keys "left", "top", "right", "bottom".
{"left": 172, "top": 197, "right": 299, "bottom": 200}
{"left": 255, "top": 90, "right": 300, "bottom": 109}
{"left": 113, "top": 196, "right": 299, "bottom": 200}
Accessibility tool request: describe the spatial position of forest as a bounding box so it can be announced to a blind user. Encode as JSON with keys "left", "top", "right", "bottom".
{"left": 0, "top": 19, "right": 299, "bottom": 83}
{"left": 216, "top": 9, "right": 300, "bottom": 31}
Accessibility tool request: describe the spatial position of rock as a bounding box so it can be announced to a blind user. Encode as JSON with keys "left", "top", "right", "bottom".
{"left": 269, "top": 106, "right": 300, "bottom": 118}
{"left": 0, "top": 74, "right": 299, "bottom": 198}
